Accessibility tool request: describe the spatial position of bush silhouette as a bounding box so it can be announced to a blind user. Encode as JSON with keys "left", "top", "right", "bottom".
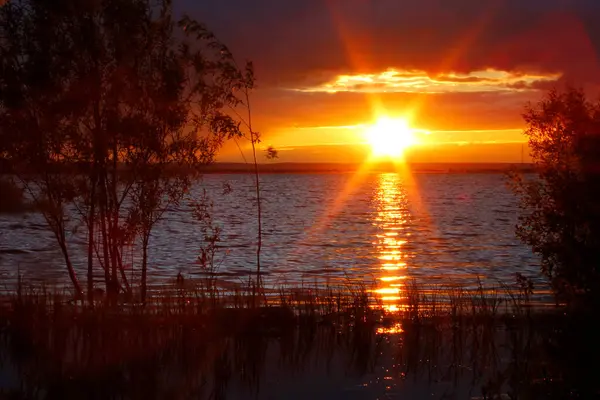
{"left": 0, "top": 178, "right": 27, "bottom": 213}
{"left": 512, "top": 87, "right": 600, "bottom": 306}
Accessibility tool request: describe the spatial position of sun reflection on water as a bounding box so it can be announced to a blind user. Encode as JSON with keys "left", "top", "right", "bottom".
{"left": 372, "top": 173, "right": 411, "bottom": 312}
{"left": 376, "top": 322, "right": 404, "bottom": 335}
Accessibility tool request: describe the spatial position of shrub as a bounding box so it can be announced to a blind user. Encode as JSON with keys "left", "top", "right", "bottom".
{"left": 0, "top": 177, "right": 28, "bottom": 213}
{"left": 511, "top": 87, "right": 600, "bottom": 306}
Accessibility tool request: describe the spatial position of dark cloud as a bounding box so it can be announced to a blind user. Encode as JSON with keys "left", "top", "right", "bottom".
{"left": 178, "top": 0, "right": 600, "bottom": 87}
{"left": 174, "top": 0, "right": 600, "bottom": 154}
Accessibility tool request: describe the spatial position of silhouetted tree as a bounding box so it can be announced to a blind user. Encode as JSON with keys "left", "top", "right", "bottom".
{"left": 0, "top": 0, "right": 249, "bottom": 301}
{"left": 511, "top": 87, "right": 600, "bottom": 305}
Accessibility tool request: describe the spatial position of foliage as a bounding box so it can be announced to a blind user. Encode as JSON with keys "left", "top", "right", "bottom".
{"left": 0, "top": 177, "right": 28, "bottom": 213}
{"left": 191, "top": 187, "right": 227, "bottom": 302}
{"left": 511, "top": 87, "right": 600, "bottom": 304}
{"left": 265, "top": 145, "right": 279, "bottom": 160}
{"left": 0, "top": 0, "right": 251, "bottom": 301}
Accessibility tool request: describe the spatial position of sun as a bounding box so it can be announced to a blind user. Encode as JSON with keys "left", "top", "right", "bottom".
{"left": 365, "top": 117, "right": 416, "bottom": 158}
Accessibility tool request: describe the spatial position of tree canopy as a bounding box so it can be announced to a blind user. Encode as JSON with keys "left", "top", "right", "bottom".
{"left": 0, "top": 0, "right": 251, "bottom": 301}
{"left": 513, "top": 87, "right": 600, "bottom": 304}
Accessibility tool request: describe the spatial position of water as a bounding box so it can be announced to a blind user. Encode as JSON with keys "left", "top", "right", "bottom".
{"left": 0, "top": 172, "right": 542, "bottom": 301}
{"left": 2, "top": 315, "right": 584, "bottom": 399}
{"left": 2, "top": 311, "right": 587, "bottom": 399}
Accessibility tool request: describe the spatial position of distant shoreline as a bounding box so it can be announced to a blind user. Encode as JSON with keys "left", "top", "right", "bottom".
{"left": 200, "top": 162, "right": 535, "bottom": 174}
{"left": 0, "top": 161, "right": 536, "bottom": 176}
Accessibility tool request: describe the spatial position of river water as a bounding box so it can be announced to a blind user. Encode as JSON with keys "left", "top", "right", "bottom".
{"left": 0, "top": 172, "right": 543, "bottom": 305}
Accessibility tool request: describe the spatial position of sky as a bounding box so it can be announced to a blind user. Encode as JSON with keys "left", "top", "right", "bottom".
{"left": 178, "top": 0, "right": 600, "bottom": 163}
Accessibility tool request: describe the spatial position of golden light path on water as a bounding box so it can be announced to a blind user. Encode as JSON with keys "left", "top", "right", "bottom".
{"left": 372, "top": 173, "right": 410, "bottom": 313}
{"left": 320, "top": 0, "right": 497, "bottom": 316}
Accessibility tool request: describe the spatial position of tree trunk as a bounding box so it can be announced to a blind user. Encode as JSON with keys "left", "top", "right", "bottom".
{"left": 110, "top": 142, "right": 119, "bottom": 287}
{"left": 246, "top": 87, "right": 262, "bottom": 307}
{"left": 110, "top": 220, "right": 118, "bottom": 287}
{"left": 99, "top": 176, "right": 111, "bottom": 291}
{"left": 141, "top": 235, "right": 149, "bottom": 304}
{"left": 116, "top": 246, "right": 131, "bottom": 294}
{"left": 250, "top": 132, "right": 262, "bottom": 307}
{"left": 57, "top": 231, "right": 83, "bottom": 297}
{"left": 87, "top": 177, "right": 96, "bottom": 305}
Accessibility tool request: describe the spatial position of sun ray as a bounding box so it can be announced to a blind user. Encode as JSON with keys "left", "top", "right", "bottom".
{"left": 293, "top": 0, "right": 489, "bottom": 303}
{"left": 280, "top": 159, "right": 374, "bottom": 283}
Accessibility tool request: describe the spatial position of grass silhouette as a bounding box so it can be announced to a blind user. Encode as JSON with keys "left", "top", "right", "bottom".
{"left": 2, "top": 275, "right": 596, "bottom": 399}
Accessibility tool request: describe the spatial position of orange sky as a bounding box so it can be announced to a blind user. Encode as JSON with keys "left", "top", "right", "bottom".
{"left": 181, "top": 0, "right": 600, "bottom": 163}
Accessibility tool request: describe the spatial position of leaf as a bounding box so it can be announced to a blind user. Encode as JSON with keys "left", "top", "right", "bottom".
{"left": 0, "top": 0, "right": 256, "bottom": 293}
{"left": 265, "top": 146, "right": 278, "bottom": 160}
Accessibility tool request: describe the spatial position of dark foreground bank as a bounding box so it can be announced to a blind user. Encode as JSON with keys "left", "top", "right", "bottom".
{"left": 0, "top": 281, "right": 599, "bottom": 400}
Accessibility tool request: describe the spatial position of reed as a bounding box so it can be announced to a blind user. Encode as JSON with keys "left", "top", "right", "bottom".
{"left": 2, "top": 273, "right": 550, "bottom": 320}
{"left": 0, "top": 275, "right": 593, "bottom": 400}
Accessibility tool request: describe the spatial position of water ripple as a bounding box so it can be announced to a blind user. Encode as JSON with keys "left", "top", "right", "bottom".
{"left": 0, "top": 173, "right": 541, "bottom": 296}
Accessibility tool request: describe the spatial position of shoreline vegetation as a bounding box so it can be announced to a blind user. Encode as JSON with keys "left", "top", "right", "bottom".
{"left": 0, "top": 178, "right": 32, "bottom": 214}
{"left": 0, "top": 276, "right": 596, "bottom": 399}
{"left": 0, "top": 273, "right": 550, "bottom": 313}
{"left": 1, "top": 0, "right": 599, "bottom": 394}
{"left": 200, "top": 162, "right": 536, "bottom": 174}
{"left": 1, "top": 161, "right": 536, "bottom": 177}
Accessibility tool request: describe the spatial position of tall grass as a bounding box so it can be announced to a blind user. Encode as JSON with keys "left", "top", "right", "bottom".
{"left": 0, "top": 275, "right": 593, "bottom": 399}
{"left": 2, "top": 273, "right": 551, "bottom": 331}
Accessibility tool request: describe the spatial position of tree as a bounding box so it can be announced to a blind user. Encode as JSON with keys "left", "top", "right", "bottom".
{"left": 511, "top": 87, "right": 600, "bottom": 305}
{"left": 225, "top": 66, "right": 273, "bottom": 305}
{"left": 0, "top": 0, "right": 249, "bottom": 302}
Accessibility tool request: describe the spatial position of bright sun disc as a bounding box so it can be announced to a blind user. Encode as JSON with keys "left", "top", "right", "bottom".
{"left": 366, "top": 117, "right": 416, "bottom": 157}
